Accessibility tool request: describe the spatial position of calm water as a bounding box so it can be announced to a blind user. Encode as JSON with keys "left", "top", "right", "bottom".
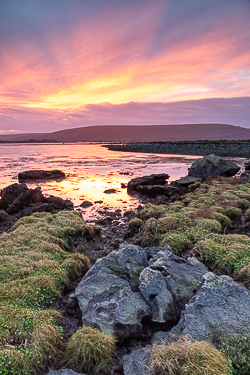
{"left": 0, "top": 143, "right": 242, "bottom": 220}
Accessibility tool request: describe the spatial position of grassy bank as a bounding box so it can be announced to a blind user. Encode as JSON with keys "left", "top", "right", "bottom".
{"left": 0, "top": 210, "right": 101, "bottom": 374}
{"left": 134, "top": 177, "right": 250, "bottom": 287}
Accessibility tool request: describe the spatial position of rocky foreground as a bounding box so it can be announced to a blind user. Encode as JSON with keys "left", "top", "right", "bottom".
{"left": 1, "top": 156, "right": 250, "bottom": 375}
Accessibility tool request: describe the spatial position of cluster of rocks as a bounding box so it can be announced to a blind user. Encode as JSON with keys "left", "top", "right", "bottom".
{"left": 0, "top": 182, "right": 73, "bottom": 233}
{"left": 65, "top": 244, "right": 250, "bottom": 375}
{"left": 126, "top": 155, "right": 241, "bottom": 198}
{"left": 18, "top": 169, "right": 66, "bottom": 182}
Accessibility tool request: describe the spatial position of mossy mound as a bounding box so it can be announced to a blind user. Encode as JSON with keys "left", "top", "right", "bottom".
{"left": 0, "top": 211, "right": 100, "bottom": 374}
{"left": 136, "top": 178, "right": 250, "bottom": 282}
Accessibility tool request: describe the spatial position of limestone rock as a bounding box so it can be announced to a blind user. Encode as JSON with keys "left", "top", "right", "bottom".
{"left": 188, "top": 154, "right": 240, "bottom": 179}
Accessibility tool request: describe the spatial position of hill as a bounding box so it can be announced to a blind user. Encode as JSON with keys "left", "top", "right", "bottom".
{"left": 1, "top": 124, "right": 250, "bottom": 142}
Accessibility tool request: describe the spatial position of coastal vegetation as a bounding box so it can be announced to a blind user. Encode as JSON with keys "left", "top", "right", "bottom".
{"left": 0, "top": 211, "right": 100, "bottom": 374}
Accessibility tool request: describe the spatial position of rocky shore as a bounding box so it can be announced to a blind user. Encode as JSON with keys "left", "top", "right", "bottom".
{"left": 1, "top": 158, "right": 250, "bottom": 375}
{"left": 105, "top": 141, "right": 250, "bottom": 157}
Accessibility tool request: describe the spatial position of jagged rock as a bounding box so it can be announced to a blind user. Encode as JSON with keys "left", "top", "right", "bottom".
{"left": 18, "top": 169, "right": 65, "bottom": 182}
{"left": 127, "top": 174, "right": 169, "bottom": 193}
{"left": 7, "top": 187, "right": 44, "bottom": 214}
{"left": 123, "top": 272, "right": 250, "bottom": 375}
{"left": 75, "top": 245, "right": 207, "bottom": 339}
{"left": 139, "top": 254, "right": 208, "bottom": 323}
{"left": 1, "top": 183, "right": 28, "bottom": 206}
{"left": 47, "top": 370, "right": 85, "bottom": 375}
{"left": 136, "top": 185, "right": 177, "bottom": 197}
{"left": 43, "top": 195, "right": 73, "bottom": 211}
{"left": 173, "top": 175, "right": 201, "bottom": 186}
{"left": 163, "top": 272, "right": 250, "bottom": 344}
{"left": 123, "top": 347, "right": 151, "bottom": 375}
{"left": 188, "top": 154, "right": 240, "bottom": 179}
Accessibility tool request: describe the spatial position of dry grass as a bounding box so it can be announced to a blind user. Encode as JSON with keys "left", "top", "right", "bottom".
{"left": 65, "top": 326, "right": 116, "bottom": 374}
{"left": 149, "top": 336, "right": 231, "bottom": 375}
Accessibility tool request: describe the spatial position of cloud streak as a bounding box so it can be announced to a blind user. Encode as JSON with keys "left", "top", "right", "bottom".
{"left": 0, "top": 0, "right": 249, "bottom": 131}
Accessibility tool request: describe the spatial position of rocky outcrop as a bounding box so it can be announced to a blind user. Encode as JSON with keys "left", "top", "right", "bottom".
{"left": 136, "top": 185, "right": 177, "bottom": 197}
{"left": 173, "top": 175, "right": 201, "bottom": 186}
{"left": 18, "top": 169, "right": 65, "bottom": 182}
{"left": 75, "top": 245, "right": 207, "bottom": 338}
{"left": 0, "top": 183, "right": 74, "bottom": 232}
{"left": 123, "top": 272, "right": 250, "bottom": 375}
{"left": 188, "top": 154, "right": 240, "bottom": 179}
{"left": 127, "top": 174, "right": 169, "bottom": 194}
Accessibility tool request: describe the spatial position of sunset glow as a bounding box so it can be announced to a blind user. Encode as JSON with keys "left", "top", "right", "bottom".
{"left": 0, "top": 0, "right": 250, "bottom": 132}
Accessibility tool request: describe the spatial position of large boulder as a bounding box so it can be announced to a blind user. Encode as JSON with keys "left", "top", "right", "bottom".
{"left": 123, "top": 272, "right": 250, "bottom": 375}
{"left": 188, "top": 154, "right": 240, "bottom": 179}
{"left": 127, "top": 174, "right": 169, "bottom": 194}
{"left": 75, "top": 245, "right": 207, "bottom": 338}
{"left": 18, "top": 169, "right": 65, "bottom": 182}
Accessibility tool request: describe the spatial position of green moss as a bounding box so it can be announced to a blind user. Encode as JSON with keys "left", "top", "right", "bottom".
{"left": 0, "top": 211, "right": 95, "bottom": 374}
{"left": 219, "top": 334, "right": 250, "bottom": 374}
{"left": 195, "top": 218, "right": 222, "bottom": 233}
{"left": 224, "top": 206, "right": 242, "bottom": 219}
{"left": 128, "top": 218, "right": 143, "bottom": 229}
{"left": 139, "top": 204, "right": 169, "bottom": 220}
{"left": 160, "top": 231, "right": 194, "bottom": 255}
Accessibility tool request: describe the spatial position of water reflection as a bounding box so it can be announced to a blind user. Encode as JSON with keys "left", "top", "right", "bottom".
{"left": 0, "top": 143, "right": 201, "bottom": 218}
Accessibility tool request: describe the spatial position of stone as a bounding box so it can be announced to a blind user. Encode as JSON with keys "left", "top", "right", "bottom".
{"left": 1, "top": 183, "right": 28, "bottom": 206}
{"left": 75, "top": 245, "right": 207, "bottom": 339}
{"left": 163, "top": 272, "right": 250, "bottom": 345}
{"left": 18, "top": 169, "right": 65, "bottom": 182}
{"left": 123, "top": 272, "right": 250, "bottom": 375}
{"left": 127, "top": 174, "right": 170, "bottom": 193}
{"left": 0, "top": 210, "right": 16, "bottom": 233}
{"left": 123, "top": 347, "right": 151, "bottom": 375}
{"left": 103, "top": 188, "right": 117, "bottom": 194}
{"left": 139, "top": 254, "right": 208, "bottom": 323}
{"left": 173, "top": 175, "right": 201, "bottom": 186}
{"left": 80, "top": 200, "right": 93, "bottom": 208}
{"left": 136, "top": 185, "right": 177, "bottom": 197}
{"left": 47, "top": 370, "right": 85, "bottom": 375}
{"left": 7, "top": 187, "right": 44, "bottom": 214}
{"left": 188, "top": 154, "right": 240, "bottom": 179}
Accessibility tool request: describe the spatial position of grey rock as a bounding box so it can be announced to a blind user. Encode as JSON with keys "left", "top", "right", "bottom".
{"left": 188, "top": 154, "right": 240, "bottom": 179}
{"left": 127, "top": 174, "right": 169, "bottom": 193}
{"left": 47, "top": 370, "right": 85, "bottom": 375}
{"left": 139, "top": 255, "right": 208, "bottom": 322}
{"left": 123, "top": 347, "right": 151, "bottom": 375}
{"left": 75, "top": 245, "right": 207, "bottom": 339}
{"left": 124, "top": 272, "right": 250, "bottom": 375}
{"left": 162, "top": 272, "right": 250, "bottom": 345}
{"left": 18, "top": 169, "right": 65, "bottom": 182}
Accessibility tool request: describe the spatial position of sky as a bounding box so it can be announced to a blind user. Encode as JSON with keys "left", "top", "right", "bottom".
{"left": 0, "top": 0, "right": 250, "bottom": 133}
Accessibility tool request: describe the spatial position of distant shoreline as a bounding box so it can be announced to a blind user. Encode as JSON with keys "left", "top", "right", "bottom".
{"left": 105, "top": 141, "right": 250, "bottom": 157}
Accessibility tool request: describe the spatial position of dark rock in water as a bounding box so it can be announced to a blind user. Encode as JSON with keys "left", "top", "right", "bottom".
{"left": 103, "top": 188, "right": 117, "bottom": 194}
{"left": 136, "top": 184, "right": 177, "bottom": 197}
{"left": 124, "top": 272, "right": 250, "bottom": 375}
{"left": 43, "top": 196, "right": 73, "bottom": 211}
{"left": 94, "top": 200, "right": 103, "bottom": 204}
{"left": 1, "top": 183, "right": 28, "bottom": 206}
{"left": 7, "top": 187, "right": 44, "bottom": 214}
{"left": 47, "top": 370, "right": 85, "bottom": 375}
{"left": 127, "top": 174, "right": 170, "bottom": 193}
{"left": 80, "top": 200, "right": 93, "bottom": 208}
{"left": 173, "top": 175, "right": 201, "bottom": 186}
{"left": 75, "top": 245, "right": 207, "bottom": 339}
{"left": 95, "top": 216, "right": 113, "bottom": 225}
{"left": 188, "top": 154, "right": 240, "bottom": 179}
{"left": 18, "top": 169, "right": 65, "bottom": 182}
{"left": 0, "top": 210, "right": 16, "bottom": 233}
{"left": 121, "top": 182, "right": 127, "bottom": 188}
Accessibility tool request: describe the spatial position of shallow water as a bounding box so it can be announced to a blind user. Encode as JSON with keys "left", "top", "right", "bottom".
{"left": 0, "top": 143, "right": 244, "bottom": 220}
